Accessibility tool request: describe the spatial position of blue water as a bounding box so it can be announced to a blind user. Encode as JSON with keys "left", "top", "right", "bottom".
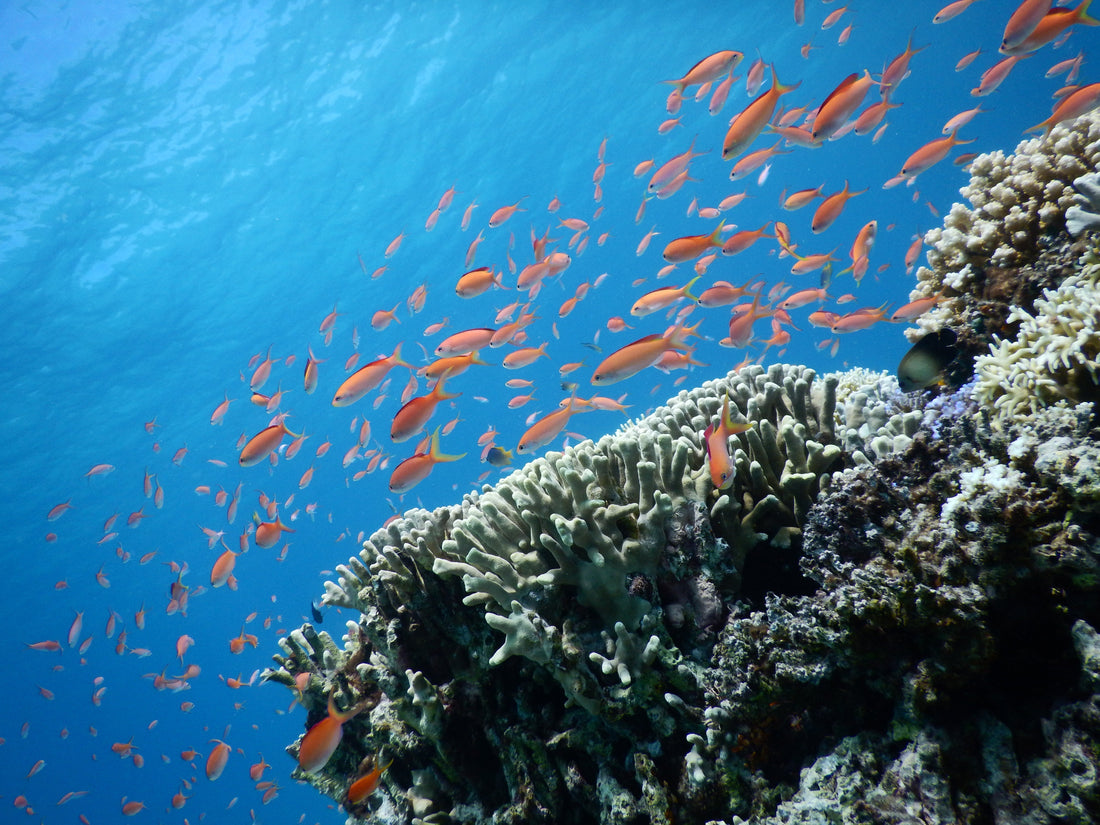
{"left": 2, "top": 0, "right": 1093, "bottom": 820}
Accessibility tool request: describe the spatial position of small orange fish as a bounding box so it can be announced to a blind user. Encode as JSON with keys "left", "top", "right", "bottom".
{"left": 346, "top": 757, "right": 393, "bottom": 805}
{"left": 239, "top": 419, "right": 299, "bottom": 467}
{"left": 591, "top": 322, "right": 699, "bottom": 385}
{"left": 662, "top": 222, "right": 725, "bottom": 263}
{"left": 516, "top": 395, "right": 586, "bottom": 454}
{"left": 488, "top": 198, "right": 527, "bottom": 228}
{"left": 388, "top": 430, "right": 465, "bottom": 493}
{"left": 332, "top": 344, "right": 411, "bottom": 407}
{"left": 705, "top": 394, "right": 754, "bottom": 490}
{"left": 390, "top": 375, "right": 460, "bottom": 443}
{"left": 811, "top": 180, "right": 866, "bottom": 233}
{"left": 665, "top": 50, "right": 743, "bottom": 93}
{"left": 723, "top": 66, "right": 800, "bottom": 160}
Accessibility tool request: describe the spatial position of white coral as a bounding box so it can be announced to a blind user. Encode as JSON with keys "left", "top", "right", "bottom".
{"left": 908, "top": 110, "right": 1100, "bottom": 341}
{"left": 974, "top": 252, "right": 1100, "bottom": 423}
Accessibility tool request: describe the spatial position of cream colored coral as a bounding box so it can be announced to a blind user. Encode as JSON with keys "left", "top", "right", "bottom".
{"left": 907, "top": 109, "right": 1100, "bottom": 341}
{"left": 974, "top": 251, "right": 1100, "bottom": 423}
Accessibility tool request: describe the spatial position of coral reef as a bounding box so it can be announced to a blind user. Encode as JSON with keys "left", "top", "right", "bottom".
{"left": 265, "top": 363, "right": 920, "bottom": 823}
{"left": 904, "top": 110, "right": 1100, "bottom": 386}
{"left": 974, "top": 249, "right": 1100, "bottom": 423}
{"left": 1066, "top": 171, "right": 1100, "bottom": 238}
{"left": 266, "top": 366, "right": 1100, "bottom": 824}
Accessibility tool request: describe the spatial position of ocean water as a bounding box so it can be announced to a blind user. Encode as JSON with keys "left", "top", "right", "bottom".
{"left": 2, "top": 0, "right": 1094, "bottom": 821}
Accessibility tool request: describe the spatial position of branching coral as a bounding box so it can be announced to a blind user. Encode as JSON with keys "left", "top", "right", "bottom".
{"left": 974, "top": 249, "right": 1100, "bottom": 423}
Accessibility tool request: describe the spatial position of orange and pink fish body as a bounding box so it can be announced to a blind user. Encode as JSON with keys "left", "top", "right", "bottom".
{"left": 455, "top": 267, "right": 504, "bottom": 297}
{"left": 831, "top": 303, "right": 891, "bottom": 332}
{"left": 705, "top": 394, "right": 754, "bottom": 489}
{"left": 210, "top": 549, "right": 238, "bottom": 587}
{"left": 390, "top": 376, "right": 460, "bottom": 443}
{"left": 420, "top": 352, "right": 489, "bottom": 380}
{"left": 721, "top": 224, "right": 774, "bottom": 255}
{"left": 631, "top": 276, "right": 701, "bottom": 316}
{"left": 662, "top": 222, "right": 726, "bottom": 263}
{"left": 934, "top": 0, "right": 980, "bottom": 24}
{"left": 254, "top": 516, "right": 293, "bottom": 549}
{"left": 1001, "top": 0, "right": 1097, "bottom": 54}
{"left": 890, "top": 293, "right": 943, "bottom": 322}
{"left": 812, "top": 70, "right": 876, "bottom": 141}
{"left": 205, "top": 740, "right": 231, "bottom": 780}
{"left": 1026, "top": 82, "right": 1100, "bottom": 136}
{"left": 723, "top": 66, "right": 800, "bottom": 160}
{"left": 388, "top": 430, "right": 465, "bottom": 493}
{"left": 900, "top": 128, "right": 974, "bottom": 178}
{"left": 648, "top": 137, "right": 708, "bottom": 194}
{"left": 435, "top": 328, "right": 498, "bottom": 356}
{"left": 249, "top": 346, "right": 275, "bottom": 392}
{"left": 880, "top": 31, "right": 927, "bottom": 95}
{"left": 516, "top": 396, "right": 586, "bottom": 454}
{"left": 210, "top": 392, "right": 233, "bottom": 425}
{"left": 502, "top": 343, "right": 549, "bottom": 369}
{"left": 811, "top": 180, "right": 866, "bottom": 233}
{"left": 488, "top": 199, "right": 527, "bottom": 228}
{"left": 972, "top": 55, "right": 1026, "bottom": 96}
{"left": 332, "top": 344, "right": 411, "bottom": 407}
{"left": 239, "top": 419, "right": 299, "bottom": 467}
{"left": 665, "top": 50, "right": 743, "bottom": 93}
{"left": 591, "top": 322, "right": 699, "bottom": 385}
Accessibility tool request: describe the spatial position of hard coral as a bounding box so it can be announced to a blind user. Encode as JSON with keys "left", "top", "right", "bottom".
{"left": 266, "top": 363, "right": 916, "bottom": 824}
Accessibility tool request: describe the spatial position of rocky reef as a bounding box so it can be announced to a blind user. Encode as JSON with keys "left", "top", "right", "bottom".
{"left": 265, "top": 111, "right": 1100, "bottom": 824}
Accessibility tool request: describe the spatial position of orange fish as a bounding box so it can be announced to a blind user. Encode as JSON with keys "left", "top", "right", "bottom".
{"left": 899, "top": 129, "right": 974, "bottom": 178}
{"left": 934, "top": 0, "right": 980, "bottom": 24}
{"left": 388, "top": 429, "right": 465, "bottom": 493}
{"left": 662, "top": 222, "right": 725, "bottom": 263}
{"left": 665, "top": 50, "right": 743, "bottom": 93}
{"left": 254, "top": 515, "right": 293, "bottom": 549}
{"left": 303, "top": 347, "right": 324, "bottom": 395}
{"left": 516, "top": 395, "right": 586, "bottom": 454}
{"left": 812, "top": 70, "right": 875, "bottom": 141}
{"left": 239, "top": 419, "right": 299, "bottom": 467}
{"left": 647, "top": 135, "right": 707, "bottom": 193}
{"left": 1026, "top": 82, "right": 1100, "bottom": 136}
{"left": 831, "top": 302, "right": 891, "bottom": 332}
{"left": 721, "top": 223, "right": 774, "bottom": 255}
{"left": 811, "top": 180, "right": 866, "bottom": 233}
{"left": 435, "top": 327, "right": 498, "bottom": 356}
{"left": 722, "top": 66, "right": 800, "bottom": 160}
{"left": 390, "top": 375, "right": 460, "bottom": 443}
{"left": 347, "top": 758, "right": 393, "bottom": 805}
{"left": 455, "top": 267, "right": 505, "bottom": 297}
{"left": 1001, "top": 0, "right": 1097, "bottom": 54}
{"left": 591, "top": 322, "right": 699, "bottom": 385}
{"left": 631, "top": 276, "right": 701, "bottom": 316}
{"left": 210, "top": 549, "right": 238, "bottom": 588}
{"left": 880, "top": 30, "right": 927, "bottom": 95}
{"left": 488, "top": 198, "right": 526, "bottom": 228}
{"left": 228, "top": 626, "right": 259, "bottom": 654}
{"left": 332, "top": 344, "right": 411, "bottom": 407}
{"left": 705, "top": 394, "right": 754, "bottom": 489}
{"left": 384, "top": 231, "right": 405, "bottom": 258}
{"left": 206, "top": 739, "right": 231, "bottom": 780}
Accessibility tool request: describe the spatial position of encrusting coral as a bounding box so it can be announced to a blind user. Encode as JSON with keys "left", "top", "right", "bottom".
{"left": 265, "top": 112, "right": 1100, "bottom": 824}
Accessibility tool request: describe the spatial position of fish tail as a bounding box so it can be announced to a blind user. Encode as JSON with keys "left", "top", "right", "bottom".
{"left": 429, "top": 430, "right": 466, "bottom": 463}
{"left": 682, "top": 275, "right": 702, "bottom": 302}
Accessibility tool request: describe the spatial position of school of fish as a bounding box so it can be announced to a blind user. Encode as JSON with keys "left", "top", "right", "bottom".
{"left": 11, "top": 1, "right": 1100, "bottom": 821}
